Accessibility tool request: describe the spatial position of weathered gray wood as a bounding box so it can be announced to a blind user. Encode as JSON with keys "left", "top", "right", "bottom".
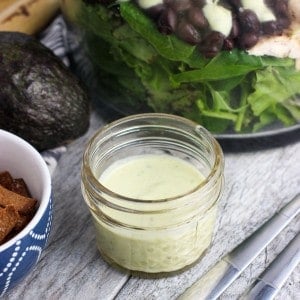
{"left": 4, "top": 111, "right": 300, "bottom": 300}
{"left": 115, "top": 144, "right": 300, "bottom": 300}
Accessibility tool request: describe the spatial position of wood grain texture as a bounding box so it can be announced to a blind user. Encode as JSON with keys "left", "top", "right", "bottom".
{"left": 4, "top": 111, "right": 300, "bottom": 300}
{"left": 0, "top": 0, "right": 15, "bottom": 12}
{"left": 0, "top": 0, "right": 59, "bottom": 34}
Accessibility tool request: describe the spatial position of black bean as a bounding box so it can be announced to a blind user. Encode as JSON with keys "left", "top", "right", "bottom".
{"left": 167, "top": 0, "right": 192, "bottom": 12}
{"left": 238, "top": 9, "right": 260, "bottom": 33}
{"left": 136, "top": 0, "right": 292, "bottom": 54}
{"left": 230, "top": 17, "right": 240, "bottom": 38}
{"left": 274, "top": 1, "right": 289, "bottom": 18}
{"left": 223, "top": 38, "right": 235, "bottom": 50}
{"left": 191, "top": 0, "right": 206, "bottom": 8}
{"left": 146, "top": 4, "right": 166, "bottom": 20}
{"left": 176, "top": 21, "right": 201, "bottom": 44}
{"left": 226, "top": 0, "right": 242, "bottom": 9}
{"left": 277, "top": 17, "right": 291, "bottom": 30}
{"left": 157, "top": 8, "right": 177, "bottom": 34}
{"left": 239, "top": 32, "right": 259, "bottom": 49}
{"left": 264, "top": 0, "right": 274, "bottom": 8}
{"left": 199, "top": 31, "right": 224, "bottom": 58}
{"left": 187, "top": 7, "right": 208, "bottom": 30}
{"left": 261, "top": 21, "right": 283, "bottom": 35}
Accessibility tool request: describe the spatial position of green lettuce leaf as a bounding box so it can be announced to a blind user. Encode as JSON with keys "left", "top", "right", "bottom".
{"left": 77, "top": 1, "right": 300, "bottom": 133}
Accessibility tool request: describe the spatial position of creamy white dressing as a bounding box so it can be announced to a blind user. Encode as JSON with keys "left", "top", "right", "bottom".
{"left": 241, "top": 0, "right": 276, "bottom": 22}
{"left": 92, "top": 154, "right": 218, "bottom": 273}
{"left": 100, "top": 154, "right": 205, "bottom": 200}
{"left": 203, "top": 1, "right": 233, "bottom": 37}
{"left": 92, "top": 204, "right": 217, "bottom": 273}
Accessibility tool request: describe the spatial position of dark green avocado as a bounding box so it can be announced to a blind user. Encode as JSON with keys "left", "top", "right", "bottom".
{"left": 0, "top": 31, "right": 90, "bottom": 151}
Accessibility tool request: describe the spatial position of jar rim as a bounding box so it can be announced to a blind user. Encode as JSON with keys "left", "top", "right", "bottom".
{"left": 82, "top": 113, "right": 224, "bottom": 204}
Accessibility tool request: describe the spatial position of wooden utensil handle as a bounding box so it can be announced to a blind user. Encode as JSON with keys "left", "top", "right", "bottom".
{"left": 0, "top": 0, "right": 60, "bottom": 35}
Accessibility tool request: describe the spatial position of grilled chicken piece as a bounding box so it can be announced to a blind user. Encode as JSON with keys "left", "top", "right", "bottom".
{"left": 248, "top": 0, "right": 300, "bottom": 68}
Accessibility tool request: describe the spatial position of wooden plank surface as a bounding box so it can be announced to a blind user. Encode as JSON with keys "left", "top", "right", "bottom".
{"left": 0, "top": 0, "right": 60, "bottom": 34}
{"left": 4, "top": 110, "right": 300, "bottom": 299}
{"left": 0, "top": 0, "right": 14, "bottom": 11}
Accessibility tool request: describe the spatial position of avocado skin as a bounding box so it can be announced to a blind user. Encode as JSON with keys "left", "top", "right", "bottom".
{"left": 0, "top": 31, "right": 90, "bottom": 151}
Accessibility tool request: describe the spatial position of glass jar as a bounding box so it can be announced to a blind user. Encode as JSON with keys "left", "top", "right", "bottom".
{"left": 81, "top": 113, "right": 224, "bottom": 275}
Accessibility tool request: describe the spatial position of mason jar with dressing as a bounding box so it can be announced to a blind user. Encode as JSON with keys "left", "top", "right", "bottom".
{"left": 81, "top": 113, "right": 224, "bottom": 275}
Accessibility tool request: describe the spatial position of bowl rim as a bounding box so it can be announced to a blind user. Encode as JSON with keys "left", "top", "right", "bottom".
{"left": 0, "top": 129, "right": 52, "bottom": 251}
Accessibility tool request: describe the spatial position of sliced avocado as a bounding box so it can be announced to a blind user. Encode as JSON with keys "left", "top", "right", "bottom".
{"left": 0, "top": 31, "right": 90, "bottom": 151}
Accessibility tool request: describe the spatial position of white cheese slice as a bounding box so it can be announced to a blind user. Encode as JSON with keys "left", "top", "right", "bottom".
{"left": 241, "top": 0, "right": 276, "bottom": 22}
{"left": 203, "top": 2, "right": 232, "bottom": 37}
{"left": 137, "top": 0, "right": 163, "bottom": 10}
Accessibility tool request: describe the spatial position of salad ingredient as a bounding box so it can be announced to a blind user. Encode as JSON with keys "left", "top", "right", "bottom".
{"left": 138, "top": 0, "right": 162, "bottom": 10}
{"left": 0, "top": 0, "right": 60, "bottom": 35}
{"left": 0, "top": 206, "right": 19, "bottom": 244}
{"left": 0, "top": 171, "right": 37, "bottom": 245}
{"left": 134, "top": 0, "right": 291, "bottom": 56}
{"left": 241, "top": 0, "right": 275, "bottom": 23}
{"left": 290, "top": 0, "right": 300, "bottom": 20}
{"left": 249, "top": 1, "right": 300, "bottom": 64}
{"left": 202, "top": 2, "right": 232, "bottom": 37}
{"left": 248, "top": 31, "right": 300, "bottom": 61}
{"left": 0, "top": 31, "right": 90, "bottom": 150}
{"left": 67, "top": 0, "right": 300, "bottom": 133}
{"left": 0, "top": 185, "right": 37, "bottom": 215}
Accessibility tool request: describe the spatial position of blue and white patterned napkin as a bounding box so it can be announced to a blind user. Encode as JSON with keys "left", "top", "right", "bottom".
{"left": 39, "top": 15, "right": 71, "bottom": 67}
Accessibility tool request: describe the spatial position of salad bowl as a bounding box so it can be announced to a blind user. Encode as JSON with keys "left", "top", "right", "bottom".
{"left": 60, "top": 0, "right": 300, "bottom": 137}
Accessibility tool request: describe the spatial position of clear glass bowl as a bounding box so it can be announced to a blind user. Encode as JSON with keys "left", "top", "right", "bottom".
{"left": 60, "top": 0, "right": 300, "bottom": 137}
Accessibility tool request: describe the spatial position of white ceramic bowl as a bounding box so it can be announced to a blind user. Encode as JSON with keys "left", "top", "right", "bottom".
{"left": 0, "top": 130, "right": 52, "bottom": 296}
